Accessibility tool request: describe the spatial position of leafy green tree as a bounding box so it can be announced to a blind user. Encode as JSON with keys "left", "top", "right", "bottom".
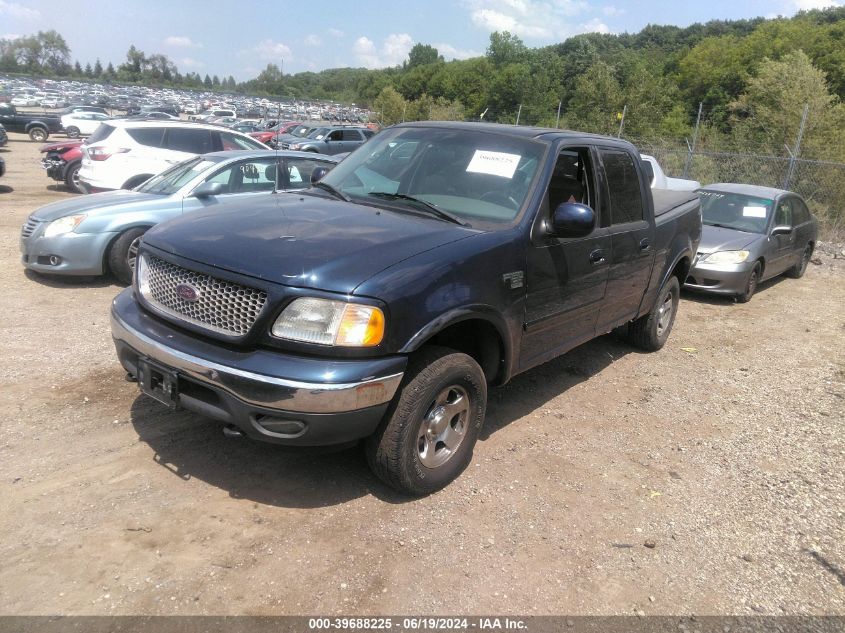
{"left": 407, "top": 43, "right": 440, "bottom": 68}
{"left": 565, "top": 61, "right": 624, "bottom": 135}
{"left": 203, "top": 74, "right": 213, "bottom": 88}
{"left": 84, "top": 62, "right": 93, "bottom": 77}
{"left": 373, "top": 85, "right": 406, "bottom": 125}
{"left": 73, "top": 60, "right": 82, "bottom": 75}
{"left": 486, "top": 31, "right": 528, "bottom": 68}
{"left": 730, "top": 50, "right": 841, "bottom": 159}
{"left": 93, "top": 58, "right": 103, "bottom": 77}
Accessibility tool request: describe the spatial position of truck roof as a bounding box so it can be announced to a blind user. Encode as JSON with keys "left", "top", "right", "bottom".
{"left": 392, "top": 120, "right": 637, "bottom": 147}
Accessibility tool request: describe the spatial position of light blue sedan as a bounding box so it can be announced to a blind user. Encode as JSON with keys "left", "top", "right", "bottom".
{"left": 20, "top": 150, "right": 339, "bottom": 284}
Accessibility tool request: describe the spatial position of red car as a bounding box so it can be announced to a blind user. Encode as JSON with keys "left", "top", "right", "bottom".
{"left": 40, "top": 139, "right": 85, "bottom": 193}
{"left": 250, "top": 121, "right": 303, "bottom": 146}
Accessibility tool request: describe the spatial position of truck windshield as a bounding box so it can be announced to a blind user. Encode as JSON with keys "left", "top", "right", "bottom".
{"left": 318, "top": 126, "right": 546, "bottom": 226}
{"left": 699, "top": 190, "right": 773, "bottom": 234}
{"left": 136, "top": 157, "right": 219, "bottom": 195}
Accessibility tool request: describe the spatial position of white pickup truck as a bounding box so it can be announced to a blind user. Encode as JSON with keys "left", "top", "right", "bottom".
{"left": 641, "top": 154, "right": 700, "bottom": 191}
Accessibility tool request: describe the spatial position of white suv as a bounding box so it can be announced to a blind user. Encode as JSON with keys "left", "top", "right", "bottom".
{"left": 78, "top": 120, "right": 268, "bottom": 191}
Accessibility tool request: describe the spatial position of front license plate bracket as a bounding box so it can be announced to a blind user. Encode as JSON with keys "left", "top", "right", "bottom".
{"left": 137, "top": 358, "right": 179, "bottom": 409}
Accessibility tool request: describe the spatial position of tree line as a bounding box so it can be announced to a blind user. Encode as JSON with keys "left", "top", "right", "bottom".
{"left": 1, "top": 7, "right": 844, "bottom": 162}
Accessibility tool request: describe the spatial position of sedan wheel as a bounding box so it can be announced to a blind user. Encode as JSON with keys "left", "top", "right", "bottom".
{"left": 737, "top": 263, "right": 760, "bottom": 303}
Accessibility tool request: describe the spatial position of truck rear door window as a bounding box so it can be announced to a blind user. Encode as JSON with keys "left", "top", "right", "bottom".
{"left": 601, "top": 150, "right": 644, "bottom": 225}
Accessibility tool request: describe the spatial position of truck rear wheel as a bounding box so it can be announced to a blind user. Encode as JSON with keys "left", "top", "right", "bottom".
{"left": 366, "top": 346, "right": 486, "bottom": 496}
{"left": 626, "top": 276, "right": 679, "bottom": 352}
{"left": 29, "top": 126, "right": 48, "bottom": 142}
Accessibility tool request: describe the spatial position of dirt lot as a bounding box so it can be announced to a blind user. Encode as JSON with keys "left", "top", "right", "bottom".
{"left": 0, "top": 134, "right": 843, "bottom": 616}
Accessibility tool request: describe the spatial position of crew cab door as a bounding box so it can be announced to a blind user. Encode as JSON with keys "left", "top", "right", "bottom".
{"left": 520, "top": 146, "right": 611, "bottom": 370}
{"left": 595, "top": 148, "right": 655, "bottom": 333}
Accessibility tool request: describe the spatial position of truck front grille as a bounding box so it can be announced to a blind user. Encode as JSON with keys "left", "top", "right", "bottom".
{"left": 21, "top": 217, "right": 42, "bottom": 238}
{"left": 139, "top": 254, "right": 267, "bottom": 337}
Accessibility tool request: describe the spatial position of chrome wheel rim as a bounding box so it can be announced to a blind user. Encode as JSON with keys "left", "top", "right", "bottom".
{"left": 417, "top": 386, "right": 470, "bottom": 469}
{"left": 656, "top": 292, "right": 674, "bottom": 337}
{"left": 127, "top": 236, "right": 142, "bottom": 272}
{"left": 71, "top": 168, "right": 80, "bottom": 191}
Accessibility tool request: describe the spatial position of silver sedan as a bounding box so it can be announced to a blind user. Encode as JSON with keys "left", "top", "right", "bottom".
{"left": 20, "top": 150, "right": 338, "bottom": 284}
{"left": 685, "top": 183, "right": 818, "bottom": 302}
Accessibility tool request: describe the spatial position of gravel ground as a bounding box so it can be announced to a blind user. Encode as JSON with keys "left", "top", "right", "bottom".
{"left": 0, "top": 134, "right": 842, "bottom": 616}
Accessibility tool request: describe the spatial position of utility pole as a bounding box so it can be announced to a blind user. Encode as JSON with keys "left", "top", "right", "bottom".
{"left": 555, "top": 100, "right": 562, "bottom": 128}
{"left": 515, "top": 103, "right": 522, "bottom": 126}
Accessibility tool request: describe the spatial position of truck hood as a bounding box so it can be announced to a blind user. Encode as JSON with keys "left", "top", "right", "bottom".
{"left": 31, "top": 190, "right": 165, "bottom": 222}
{"left": 143, "top": 193, "right": 479, "bottom": 294}
{"left": 698, "top": 225, "right": 762, "bottom": 254}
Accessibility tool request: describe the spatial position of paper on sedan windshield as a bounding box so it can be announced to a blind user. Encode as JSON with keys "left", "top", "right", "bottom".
{"left": 466, "top": 150, "right": 521, "bottom": 179}
{"left": 742, "top": 206, "right": 767, "bottom": 218}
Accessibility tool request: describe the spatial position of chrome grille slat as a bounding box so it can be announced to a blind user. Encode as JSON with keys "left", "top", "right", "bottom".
{"left": 21, "top": 217, "right": 41, "bottom": 238}
{"left": 141, "top": 255, "right": 267, "bottom": 336}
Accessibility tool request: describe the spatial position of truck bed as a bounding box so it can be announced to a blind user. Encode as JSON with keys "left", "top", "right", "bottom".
{"left": 652, "top": 188, "right": 699, "bottom": 218}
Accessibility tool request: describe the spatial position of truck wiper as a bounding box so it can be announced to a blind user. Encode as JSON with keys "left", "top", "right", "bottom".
{"left": 367, "top": 192, "right": 468, "bottom": 226}
{"left": 312, "top": 181, "right": 351, "bottom": 202}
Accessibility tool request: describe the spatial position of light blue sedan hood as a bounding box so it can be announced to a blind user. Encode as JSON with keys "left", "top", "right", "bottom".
{"left": 31, "top": 190, "right": 168, "bottom": 222}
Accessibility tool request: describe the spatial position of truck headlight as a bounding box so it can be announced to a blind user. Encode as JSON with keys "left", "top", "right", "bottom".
{"left": 701, "top": 250, "right": 750, "bottom": 265}
{"left": 43, "top": 214, "right": 86, "bottom": 237}
{"left": 272, "top": 298, "right": 384, "bottom": 347}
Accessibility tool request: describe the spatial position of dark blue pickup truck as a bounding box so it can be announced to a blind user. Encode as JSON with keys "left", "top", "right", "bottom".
{"left": 111, "top": 121, "right": 701, "bottom": 495}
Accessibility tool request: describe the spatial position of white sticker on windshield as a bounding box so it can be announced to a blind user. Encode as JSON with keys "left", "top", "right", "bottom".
{"left": 742, "top": 206, "right": 767, "bottom": 218}
{"left": 466, "top": 150, "right": 521, "bottom": 179}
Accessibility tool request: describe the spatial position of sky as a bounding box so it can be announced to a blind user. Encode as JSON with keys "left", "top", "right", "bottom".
{"left": 0, "top": 0, "right": 841, "bottom": 80}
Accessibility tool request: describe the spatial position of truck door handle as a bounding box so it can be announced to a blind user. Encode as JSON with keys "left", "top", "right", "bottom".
{"left": 589, "top": 249, "right": 606, "bottom": 265}
{"left": 639, "top": 238, "right": 651, "bottom": 251}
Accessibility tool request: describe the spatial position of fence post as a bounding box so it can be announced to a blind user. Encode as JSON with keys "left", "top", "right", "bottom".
{"left": 515, "top": 103, "right": 522, "bottom": 126}
{"left": 783, "top": 103, "right": 809, "bottom": 190}
{"left": 617, "top": 104, "right": 627, "bottom": 138}
{"left": 555, "top": 100, "right": 562, "bottom": 128}
{"left": 683, "top": 102, "right": 703, "bottom": 179}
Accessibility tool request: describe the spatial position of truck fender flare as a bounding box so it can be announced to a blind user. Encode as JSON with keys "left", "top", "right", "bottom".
{"left": 660, "top": 248, "right": 694, "bottom": 289}
{"left": 400, "top": 306, "right": 514, "bottom": 380}
{"left": 25, "top": 121, "right": 48, "bottom": 132}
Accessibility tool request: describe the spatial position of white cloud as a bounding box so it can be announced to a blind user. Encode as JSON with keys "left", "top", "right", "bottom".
{"left": 463, "top": 0, "right": 613, "bottom": 41}
{"left": 352, "top": 33, "right": 413, "bottom": 68}
{"left": 0, "top": 1, "right": 40, "bottom": 20}
{"left": 434, "top": 42, "right": 482, "bottom": 60}
{"left": 1, "top": 33, "right": 22, "bottom": 40}
{"left": 602, "top": 5, "right": 624, "bottom": 16}
{"left": 304, "top": 34, "right": 322, "bottom": 46}
{"left": 179, "top": 57, "right": 204, "bottom": 68}
{"left": 580, "top": 18, "right": 610, "bottom": 34}
{"left": 164, "top": 35, "right": 200, "bottom": 48}
{"left": 790, "top": 0, "right": 841, "bottom": 9}
{"left": 328, "top": 28, "right": 345, "bottom": 38}
{"left": 247, "top": 39, "right": 293, "bottom": 61}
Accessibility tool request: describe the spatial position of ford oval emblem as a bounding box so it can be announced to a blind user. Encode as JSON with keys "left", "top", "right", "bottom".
{"left": 176, "top": 283, "right": 200, "bottom": 302}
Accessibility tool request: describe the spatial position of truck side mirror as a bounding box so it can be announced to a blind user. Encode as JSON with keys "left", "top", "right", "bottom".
{"left": 311, "top": 166, "right": 330, "bottom": 184}
{"left": 551, "top": 202, "right": 596, "bottom": 238}
{"left": 770, "top": 225, "right": 792, "bottom": 236}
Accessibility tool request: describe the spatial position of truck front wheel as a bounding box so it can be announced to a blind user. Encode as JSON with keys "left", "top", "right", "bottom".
{"left": 626, "top": 276, "right": 680, "bottom": 352}
{"left": 366, "top": 346, "right": 487, "bottom": 496}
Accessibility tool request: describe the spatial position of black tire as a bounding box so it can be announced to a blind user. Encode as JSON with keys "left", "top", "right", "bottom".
{"left": 122, "top": 175, "right": 152, "bottom": 190}
{"left": 626, "top": 276, "right": 680, "bottom": 351}
{"left": 64, "top": 162, "right": 84, "bottom": 193}
{"left": 66, "top": 126, "right": 80, "bottom": 139}
{"left": 107, "top": 227, "right": 147, "bottom": 285}
{"left": 29, "top": 126, "right": 48, "bottom": 142}
{"left": 736, "top": 262, "right": 761, "bottom": 303}
{"left": 365, "top": 346, "right": 487, "bottom": 496}
{"left": 786, "top": 244, "right": 812, "bottom": 279}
